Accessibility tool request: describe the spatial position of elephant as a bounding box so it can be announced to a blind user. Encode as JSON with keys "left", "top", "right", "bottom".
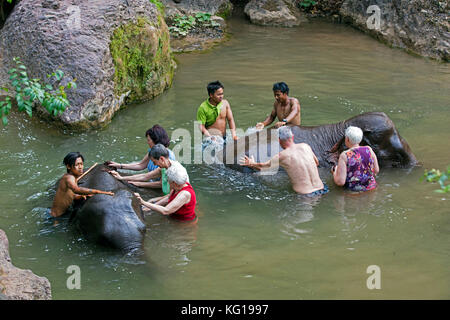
{"left": 69, "top": 164, "right": 161, "bottom": 252}
{"left": 217, "top": 112, "right": 418, "bottom": 172}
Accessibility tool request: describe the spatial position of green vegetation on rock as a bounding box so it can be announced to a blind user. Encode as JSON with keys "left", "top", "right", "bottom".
{"left": 169, "top": 13, "right": 220, "bottom": 38}
{"left": 149, "top": 0, "right": 164, "bottom": 16}
{"left": 110, "top": 16, "right": 175, "bottom": 102}
{"left": 0, "top": 57, "right": 77, "bottom": 125}
{"left": 217, "top": 2, "right": 233, "bottom": 20}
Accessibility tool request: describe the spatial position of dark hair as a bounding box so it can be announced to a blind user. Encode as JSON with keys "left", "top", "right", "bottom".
{"left": 145, "top": 124, "right": 170, "bottom": 147}
{"left": 150, "top": 144, "right": 169, "bottom": 160}
{"left": 273, "top": 82, "right": 289, "bottom": 95}
{"left": 63, "top": 152, "right": 84, "bottom": 172}
{"left": 207, "top": 81, "right": 224, "bottom": 96}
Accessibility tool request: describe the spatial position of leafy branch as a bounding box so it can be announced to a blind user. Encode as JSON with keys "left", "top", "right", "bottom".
{"left": 169, "top": 12, "right": 220, "bottom": 38}
{"left": 422, "top": 166, "right": 450, "bottom": 193}
{"left": 0, "top": 57, "right": 77, "bottom": 125}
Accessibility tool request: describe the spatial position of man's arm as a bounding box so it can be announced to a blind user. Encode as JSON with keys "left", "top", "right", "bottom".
{"left": 239, "top": 154, "right": 280, "bottom": 171}
{"left": 67, "top": 176, "right": 114, "bottom": 196}
{"left": 111, "top": 167, "right": 162, "bottom": 182}
{"left": 225, "top": 101, "right": 238, "bottom": 140}
{"left": 286, "top": 99, "right": 300, "bottom": 124}
{"left": 256, "top": 106, "right": 276, "bottom": 129}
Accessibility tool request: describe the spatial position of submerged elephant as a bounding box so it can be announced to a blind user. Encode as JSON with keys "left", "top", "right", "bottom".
{"left": 69, "top": 164, "right": 161, "bottom": 252}
{"left": 218, "top": 112, "right": 417, "bottom": 172}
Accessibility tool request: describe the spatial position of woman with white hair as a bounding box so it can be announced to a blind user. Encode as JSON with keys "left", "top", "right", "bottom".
{"left": 134, "top": 161, "right": 197, "bottom": 221}
{"left": 332, "top": 126, "right": 379, "bottom": 192}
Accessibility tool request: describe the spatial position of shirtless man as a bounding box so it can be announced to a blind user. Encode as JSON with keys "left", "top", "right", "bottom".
{"left": 197, "top": 80, "right": 238, "bottom": 141}
{"left": 240, "top": 126, "right": 328, "bottom": 196}
{"left": 256, "top": 82, "right": 301, "bottom": 130}
{"left": 50, "top": 152, "right": 114, "bottom": 217}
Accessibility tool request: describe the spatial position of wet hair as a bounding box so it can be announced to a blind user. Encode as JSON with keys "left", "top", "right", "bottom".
{"left": 63, "top": 152, "right": 84, "bottom": 172}
{"left": 150, "top": 143, "right": 169, "bottom": 160}
{"left": 166, "top": 161, "right": 188, "bottom": 185}
{"left": 273, "top": 82, "right": 289, "bottom": 95}
{"left": 345, "top": 126, "right": 363, "bottom": 145}
{"left": 278, "top": 126, "right": 294, "bottom": 141}
{"left": 145, "top": 124, "right": 170, "bottom": 147}
{"left": 207, "top": 81, "right": 224, "bottom": 96}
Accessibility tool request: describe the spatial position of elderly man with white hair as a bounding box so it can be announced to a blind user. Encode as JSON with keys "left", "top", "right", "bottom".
{"left": 332, "top": 126, "right": 379, "bottom": 192}
{"left": 134, "top": 161, "right": 197, "bottom": 221}
{"left": 240, "top": 126, "right": 328, "bottom": 196}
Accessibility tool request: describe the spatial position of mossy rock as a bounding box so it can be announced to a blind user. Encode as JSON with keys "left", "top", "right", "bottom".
{"left": 217, "top": 2, "right": 233, "bottom": 19}
{"left": 110, "top": 16, "right": 176, "bottom": 103}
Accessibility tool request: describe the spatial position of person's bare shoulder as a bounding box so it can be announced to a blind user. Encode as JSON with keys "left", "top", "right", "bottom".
{"left": 222, "top": 99, "right": 230, "bottom": 108}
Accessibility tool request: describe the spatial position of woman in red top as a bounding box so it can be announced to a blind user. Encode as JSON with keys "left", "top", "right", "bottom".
{"left": 135, "top": 161, "right": 196, "bottom": 221}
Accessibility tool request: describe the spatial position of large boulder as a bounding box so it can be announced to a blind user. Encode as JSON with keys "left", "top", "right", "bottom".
{"left": 161, "top": 0, "right": 233, "bottom": 52}
{"left": 162, "top": 0, "right": 233, "bottom": 19}
{"left": 340, "top": 0, "right": 450, "bottom": 61}
{"left": 244, "top": 0, "right": 308, "bottom": 27}
{"left": 0, "top": 0, "right": 176, "bottom": 130}
{"left": 0, "top": 229, "right": 52, "bottom": 300}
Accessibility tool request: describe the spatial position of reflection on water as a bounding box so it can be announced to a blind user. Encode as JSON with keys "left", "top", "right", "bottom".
{"left": 0, "top": 15, "right": 449, "bottom": 299}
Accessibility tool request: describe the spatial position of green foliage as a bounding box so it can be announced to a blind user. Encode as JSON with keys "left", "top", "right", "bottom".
{"left": 169, "top": 13, "right": 220, "bottom": 38}
{"left": 422, "top": 166, "right": 450, "bottom": 193}
{"left": 149, "top": 0, "right": 164, "bottom": 16}
{"left": 110, "top": 16, "right": 175, "bottom": 101}
{"left": 0, "top": 57, "right": 76, "bottom": 125}
{"left": 298, "top": 0, "right": 317, "bottom": 8}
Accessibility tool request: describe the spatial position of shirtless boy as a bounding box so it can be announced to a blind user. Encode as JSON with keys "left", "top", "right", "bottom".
{"left": 50, "top": 152, "right": 114, "bottom": 217}
{"left": 240, "top": 126, "right": 328, "bottom": 196}
{"left": 197, "top": 80, "right": 238, "bottom": 141}
{"left": 256, "top": 82, "right": 301, "bottom": 129}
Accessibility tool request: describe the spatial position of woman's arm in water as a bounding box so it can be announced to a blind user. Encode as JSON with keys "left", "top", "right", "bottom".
{"left": 369, "top": 147, "right": 380, "bottom": 175}
{"left": 135, "top": 191, "right": 190, "bottom": 215}
{"left": 332, "top": 152, "right": 347, "bottom": 186}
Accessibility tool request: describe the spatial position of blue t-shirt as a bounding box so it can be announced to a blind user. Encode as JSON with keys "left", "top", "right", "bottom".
{"left": 147, "top": 148, "right": 176, "bottom": 172}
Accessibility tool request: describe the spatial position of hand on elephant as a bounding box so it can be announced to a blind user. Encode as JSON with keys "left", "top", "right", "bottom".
{"left": 255, "top": 122, "right": 264, "bottom": 130}
{"left": 104, "top": 161, "right": 120, "bottom": 169}
{"left": 274, "top": 121, "right": 286, "bottom": 128}
{"left": 134, "top": 192, "right": 144, "bottom": 203}
{"left": 109, "top": 170, "right": 123, "bottom": 180}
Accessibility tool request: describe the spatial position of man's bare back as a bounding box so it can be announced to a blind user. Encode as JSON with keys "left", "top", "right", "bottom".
{"left": 278, "top": 143, "right": 324, "bottom": 194}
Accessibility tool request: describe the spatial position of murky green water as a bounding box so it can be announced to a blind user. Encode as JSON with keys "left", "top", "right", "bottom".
{"left": 0, "top": 16, "right": 449, "bottom": 299}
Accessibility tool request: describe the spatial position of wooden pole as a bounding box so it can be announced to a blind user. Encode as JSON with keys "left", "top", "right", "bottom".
{"left": 76, "top": 162, "right": 98, "bottom": 183}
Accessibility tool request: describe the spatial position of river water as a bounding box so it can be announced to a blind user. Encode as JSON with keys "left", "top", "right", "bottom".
{"left": 0, "top": 16, "right": 449, "bottom": 299}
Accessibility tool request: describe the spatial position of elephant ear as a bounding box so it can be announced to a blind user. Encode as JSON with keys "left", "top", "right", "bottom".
{"left": 327, "top": 136, "right": 345, "bottom": 166}
{"left": 329, "top": 136, "right": 345, "bottom": 153}
{"left": 361, "top": 130, "right": 372, "bottom": 146}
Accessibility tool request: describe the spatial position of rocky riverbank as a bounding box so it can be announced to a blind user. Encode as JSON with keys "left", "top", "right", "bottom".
{"left": 0, "top": 229, "right": 52, "bottom": 300}
{"left": 161, "top": 0, "right": 232, "bottom": 52}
